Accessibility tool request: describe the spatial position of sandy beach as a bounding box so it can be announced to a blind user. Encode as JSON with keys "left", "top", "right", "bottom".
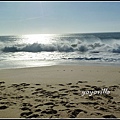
{"left": 0, "top": 65, "right": 120, "bottom": 118}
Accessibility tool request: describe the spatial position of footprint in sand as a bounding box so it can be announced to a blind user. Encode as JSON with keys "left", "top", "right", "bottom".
{"left": 59, "top": 93, "right": 68, "bottom": 97}
{"left": 20, "top": 83, "right": 30, "bottom": 86}
{"left": 90, "top": 112, "right": 102, "bottom": 116}
{"left": 27, "top": 114, "right": 39, "bottom": 118}
{"left": 44, "top": 102, "right": 55, "bottom": 106}
{"left": 86, "top": 96, "right": 95, "bottom": 100}
{"left": 76, "top": 81, "right": 88, "bottom": 84}
{"left": 59, "top": 88, "right": 67, "bottom": 91}
{"left": 20, "top": 111, "right": 33, "bottom": 118}
{"left": 71, "top": 89, "right": 78, "bottom": 92}
{"left": 41, "top": 109, "right": 57, "bottom": 114}
{"left": 10, "top": 84, "right": 20, "bottom": 88}
{"left": 97, "top": 80, "right": 102, "bottom": 82}
{"left": 85, "top": 85, "right": 91, "bottom": 87}
{"left": 0, "top": 85, "right": 5, "bottom": 90}
{"left": 65, "top": 103, "right": 76, "bottom": 108}
{"left": 58, "top": 84, "right": 65, "bottom": 86}
{"left": 103, "top": 114, "right": 116, "bottom": 118}
{"left": 95, "top": 106, "right": 108, "bottom": 112}
{"left": 66, "top": 83, "right": 72, "bottom": 85}
{"left": 35, "top": 88, "right": 43, "bottom": 91}
{"left": 70, "top": 109, "right": 87, "bottom": 118}
{"left": 35, "top": 84, "right": 41, "bottom": 86}
{"left": 90, "top": 86, "right": 101, "bottom": 91}
{"left": 51, "top": 94, "right": 60, "bottom": 99}
{"left": 0, "top": 81, "right": 5, "bottom": 84}
{"left": 73, "top": 92, "right": 79, "bottom": 95}
{"left": 81, "top": 101, "right": 98, "bottom": 105}
{"left": 20, "top": 107, "right": 31, "bottom": 111}
{"left": 35, "top": 99, "right": 42, "bottom": 102}
{"left": 0, "top": 105, "right": 8, "bottom": 110}
{"left": 59, "top": 101, "right": 69, "bottom": 106}
{"left": 46, "top": 85, "right": 52, "bottom": 87}
{"left": 80, "top": 88, "right": 88, "bottom": 91}
{"left": 22, "top": 103, "right": 33, "bottom": 107}
{"left": 32, "top": 91, "right": 39, "bottom": 95}
{"left": 35, "top": 108, "right": 41, "bottom": 112}
{"left": 70, "top": 86, "right": 79, "bottom": 88}
{"left": 108, "top": 85, "right": 119, "bottom": 91}
{"left": 103, "top": 94, "right": 113, "bottom": 99}
{"left": 34, "top": 104, "right": 43, "bottom": 108}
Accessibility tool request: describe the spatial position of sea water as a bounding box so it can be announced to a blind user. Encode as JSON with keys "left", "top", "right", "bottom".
{"left": 0, "top": 32, "right": 120, "bottom": 69}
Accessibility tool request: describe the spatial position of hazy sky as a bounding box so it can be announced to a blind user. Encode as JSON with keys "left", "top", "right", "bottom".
{"left": 0, "top": 1, "right": 120, "bottom": 35}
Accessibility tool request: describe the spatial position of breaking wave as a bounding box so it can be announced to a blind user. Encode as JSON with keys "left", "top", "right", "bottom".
{"left": 1, "top": 41, "right": 120, "bottom": 54}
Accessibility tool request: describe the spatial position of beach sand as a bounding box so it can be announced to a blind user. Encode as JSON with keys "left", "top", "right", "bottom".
{"left": 0, "top": 65, "right": 120, "bottom": 118}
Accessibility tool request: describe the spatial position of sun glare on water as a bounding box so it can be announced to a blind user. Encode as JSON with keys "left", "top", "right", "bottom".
{"left": 22, "top": 34, "right": 56, "bottom": 44}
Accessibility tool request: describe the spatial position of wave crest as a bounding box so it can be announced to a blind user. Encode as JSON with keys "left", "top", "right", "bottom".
{"left": 1, "top": 41, "right": 120, "bottom": 54}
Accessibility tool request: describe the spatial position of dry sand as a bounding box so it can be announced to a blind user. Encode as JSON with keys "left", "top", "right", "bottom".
{"left": 0, "top": 65, "right": 120, "bottom": 118}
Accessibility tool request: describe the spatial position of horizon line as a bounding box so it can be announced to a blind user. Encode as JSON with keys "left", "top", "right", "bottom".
{"left": 0, "top": 31, "right": 120, "bottom": 36}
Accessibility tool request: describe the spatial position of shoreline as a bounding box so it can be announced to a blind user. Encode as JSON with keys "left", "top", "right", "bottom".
{"left": 0, "top": 59, "right": 120, "bottom": 70}
{"left": 0, "top": 63, "right": 120, "bottom": 71}
{"left": 0, "top": 64, "right": 120, "bottom": 85}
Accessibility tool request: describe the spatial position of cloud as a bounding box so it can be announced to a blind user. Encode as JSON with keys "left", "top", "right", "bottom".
{"left": 18, "top": 16, "right": 43, "bottom": 22}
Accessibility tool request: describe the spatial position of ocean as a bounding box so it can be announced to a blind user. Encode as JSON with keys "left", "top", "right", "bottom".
{"left": 0, "top": 32, "right": 120, "bottom": 69}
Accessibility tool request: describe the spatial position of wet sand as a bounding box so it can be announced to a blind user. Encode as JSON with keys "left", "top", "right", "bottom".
{"left": 0, "top": 65, "right": 120, "bottom": 118}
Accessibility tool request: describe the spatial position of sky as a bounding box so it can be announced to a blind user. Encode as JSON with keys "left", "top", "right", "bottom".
{"left": 0, "top": 1, "right": 120, "bottom": 35}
